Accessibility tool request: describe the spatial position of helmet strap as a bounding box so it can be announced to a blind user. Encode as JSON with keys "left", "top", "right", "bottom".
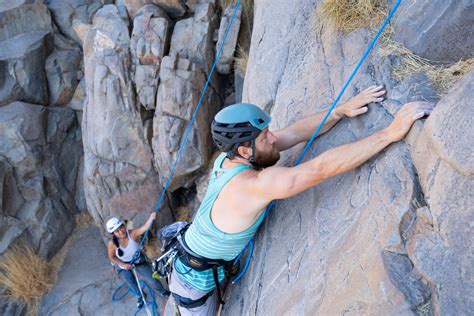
{"left": 248, "top": 140, "right": 256, "bottom": 165}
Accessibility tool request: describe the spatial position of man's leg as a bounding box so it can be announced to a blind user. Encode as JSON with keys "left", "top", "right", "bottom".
{"left": 135, "top": 264, "right": 170, "bottom": 296}
{"left": 168, "top": 269, "right": 219, "bottom": 316}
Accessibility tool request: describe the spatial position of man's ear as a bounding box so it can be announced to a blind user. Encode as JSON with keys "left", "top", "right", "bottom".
{"left": 237, "top": 145, "right": 252, "bottom": 159}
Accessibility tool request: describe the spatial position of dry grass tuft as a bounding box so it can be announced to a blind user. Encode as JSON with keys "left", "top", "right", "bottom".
{"left": 317, "top": 0, "right": 474, "bottom": 94}
{"left": 219, "top": 0, "right": 253, "bottom": 11}
{"left": 318, "top": 0, "right": 386, "bottom": 33}
{"left": 416, "top": 299, "right": 432, "bottom": 316}
{"left": 175, "top": 206, "right": 192, "bottom": 222}
{"left": 219, "top": 0, "right": 253, "bottom": 75}
{"left": 144, "top": 237, "right": 162, "bottom": 259}
{"left": 0, "top": 245, "right": 54, "bottom": 305}
{"left": 380, "top": 40, "right": 474, "bottom": 93}
{"left": 234, "top": 45, "right": 249, "bottom": 75}
{"left": 74, "top": 211, "right": 94, "bottom": 229}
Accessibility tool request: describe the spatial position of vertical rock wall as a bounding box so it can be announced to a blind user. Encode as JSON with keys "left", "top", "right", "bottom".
{"left": 223, "top": 0, "right": 473, "bottom": 315}
{"left": 82, "top": 5, "right": 165, "bottom": 227}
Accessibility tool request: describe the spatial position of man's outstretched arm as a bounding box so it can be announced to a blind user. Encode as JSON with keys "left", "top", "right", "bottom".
{"left": 273, "top": 85, "right": 386, "bottom": 152}
{"left": 251, "top": 101, "right": 434, "bottom": 202}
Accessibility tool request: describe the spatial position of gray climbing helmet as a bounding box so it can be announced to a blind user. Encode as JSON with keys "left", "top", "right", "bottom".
{"left": 211, "top": 103, "right": 271, "bottom": 157}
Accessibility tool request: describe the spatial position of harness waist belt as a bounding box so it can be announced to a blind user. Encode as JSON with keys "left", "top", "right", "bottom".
{"left": 177, "top": 234, "right": 234, "bottom": 272}
{"left": 172, "top": 290, "right": 214, "bottom": 309}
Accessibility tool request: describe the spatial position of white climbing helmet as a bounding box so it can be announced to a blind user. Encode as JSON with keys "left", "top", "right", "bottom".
{"left": 106, "top": 217, "right": 124, "bottom": 233}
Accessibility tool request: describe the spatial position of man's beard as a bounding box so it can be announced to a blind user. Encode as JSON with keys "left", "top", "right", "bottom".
{"left": 252, "top": 147, "right": 280, "bottom": 169}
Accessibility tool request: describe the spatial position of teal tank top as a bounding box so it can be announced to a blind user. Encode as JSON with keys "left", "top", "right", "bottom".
{"left": 174, "top": 153, "right": 266, "bottom": 292}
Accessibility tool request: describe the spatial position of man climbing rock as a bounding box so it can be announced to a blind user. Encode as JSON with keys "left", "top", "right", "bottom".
{"left": 168, "top": 85, "right": 434, "bottom": 315}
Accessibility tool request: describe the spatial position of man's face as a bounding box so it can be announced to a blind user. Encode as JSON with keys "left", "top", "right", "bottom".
{"left": 253, "top": 128, "right": 280, "bottom": 168}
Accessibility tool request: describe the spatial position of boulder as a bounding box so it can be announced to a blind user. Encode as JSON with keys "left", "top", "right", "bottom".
{"left": 82, "top": 5, "right": 170, "bottom": 229}
{"left": 122, "top": 0, "right": 186, "bottom": 18}
{"left": 169, "top": 1, "right": 219, "bottom": 72}
{"left": 0, "top": 287, "right": 26, "bottom": 316}
{"left": 406, "top": 70, "right": 474, "bottom": 314}
{"left": 0, "top": 102, "right": 82, "bottom": 259}
{"left": 46, "top": 0, "right": 111, "bottom": 45}
{"left": 68, "top": 77, "right": 86, "bottom": 111}
{"left": 131, "top": 5, "right": 171, "bottom": 110}
{"left": 0, "top": 0, "right": 52, "bottom": 41}
{"left": 393, "top": 0, "right": 474, "bottom": 63}
{"left": 215, "top": 2, "right": 242, "bottom": 74}
{"left": 0, "top": 0, "right": 53, "bottom": 107}
{"left": 72, "top": 19, "right": 93, "bottom": 45}
{"left": 152, "top": 55, "right": 213, "bottom": 190}
{"left": 45, "top": 49, "right": 82, "bottom": 106}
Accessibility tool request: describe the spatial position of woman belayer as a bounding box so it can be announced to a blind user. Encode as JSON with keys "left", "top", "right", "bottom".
{"left": 106, "top": 213, "right": 170, "bottom": 308}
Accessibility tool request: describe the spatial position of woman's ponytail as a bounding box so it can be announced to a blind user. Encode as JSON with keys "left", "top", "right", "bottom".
{"left": 112, "top": 235, "right": 124, "bottom": 257}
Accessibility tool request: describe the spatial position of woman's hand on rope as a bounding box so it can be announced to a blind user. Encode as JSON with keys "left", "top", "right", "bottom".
{"left": 385, "top": 101, "right": 435, "bottom": 142}
{"left": 122, "top": 263, "right": 134, "bottom": 270}
{"left": 335, "top": 85, "right": 386, "bottom": 118}
{"left": 132, "top": 212, "right": 157, "bottom": 240}
{"left": 147, "top": 212, "right": 156, "bottom": 225}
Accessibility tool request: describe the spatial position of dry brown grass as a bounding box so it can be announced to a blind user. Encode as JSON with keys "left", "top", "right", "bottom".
{"left": 0, "top": 245, "right": 54, "bottom": 306}
{"left": 416, "top": 299, "right": 432, "bottom": 316}
{"left": 234, "top": 45, "right": 249, "bottom": 75}
{"left": 219, "top": 0, "right": 254, "bottom": 75}
{"left": 379, "top": 40, "right": 474, "bottom": 93}
{"left": 74, "top": 211, "right": 94, "bottom": 229}
{"left": 175, "top": 206, "right": 192, "bottom": 222}
{"left": 318, "top": 0, "right": 386, "bottom": 33}
{"left": 144, "top": 237, "right": 162, "bottom": 259}
{"left": 219, "top": 0, "right": 253, "bottom": 11}
{"left": 317, "top": 0, "right": 474, "bottom": 94}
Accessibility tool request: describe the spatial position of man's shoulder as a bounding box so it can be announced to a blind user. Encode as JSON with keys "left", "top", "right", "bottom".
{"left": 231, "top": 165, "right": 279, "bottom": 188}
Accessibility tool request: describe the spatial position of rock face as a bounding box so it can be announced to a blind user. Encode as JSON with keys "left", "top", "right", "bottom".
{"left": 407, "top": 71, "right": 474, "bottom": 315}
{"left": 122, "top": 0, "right": 187, "bottom": 18}
{"left": 222, "top": 0, "right": 472, "bottom": 315}
{"left": 131, "top": 4, "right": 171, "bottom": 110}
{"left": 82, "top": 5, "right": 170, "bottom": 229}
{"left": 152, "top": 0, "right": 222, "bottom": 189}
{"left": 169, "top": 1, "right": 219, "bottom": 72}
{"left": 0, "top": 102, "right": 82, "bottom": 259}
{"left": 46, "top": 49, "right": 82, "bottom": 106}
{"left": 46, "top": 0, "right": 111, "bottom": 45}
{"left": 216, "top": 2, "right": 242, "bottom": 74}
{"left": 0, "top": 287, "right": 26, "bottom": 316}
{"left": 0, "top": 0, "right": 53, "bottom": 107}
{"left": 152, "top": 55, "right": 212, "bottom": 190}
{"left": 393, "top": 0, "right": 474, "bottom": 63}
{"left": 40, "top": 225, "right": 142, "bottom": 315}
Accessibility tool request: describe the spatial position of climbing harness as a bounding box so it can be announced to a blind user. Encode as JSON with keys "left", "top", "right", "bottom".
{"left": 112, "top": 0, "right": 243, "bottom": 312}
{"left": 152, "top": 222, "right": 240, "bottom": 308}
{"left": 231, "top": 0, "right": 403, "bottom": 284}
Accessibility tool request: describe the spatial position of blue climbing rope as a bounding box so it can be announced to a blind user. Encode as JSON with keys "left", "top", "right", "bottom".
{"left": 232, "top": 0, "right": 402, "bottom": 283}
{"left": 112, "top": 277, "right": 158, "bottom": 316}
{"left": 112, "top": 0, "right": 242, "bottom": 312}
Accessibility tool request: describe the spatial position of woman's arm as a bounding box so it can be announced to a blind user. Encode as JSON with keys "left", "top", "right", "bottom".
{"left": 107, "top": 240, "right": 132, "bottom": 270}
{"left": 130, "top": 213, "right": 156, "bottom": 241}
